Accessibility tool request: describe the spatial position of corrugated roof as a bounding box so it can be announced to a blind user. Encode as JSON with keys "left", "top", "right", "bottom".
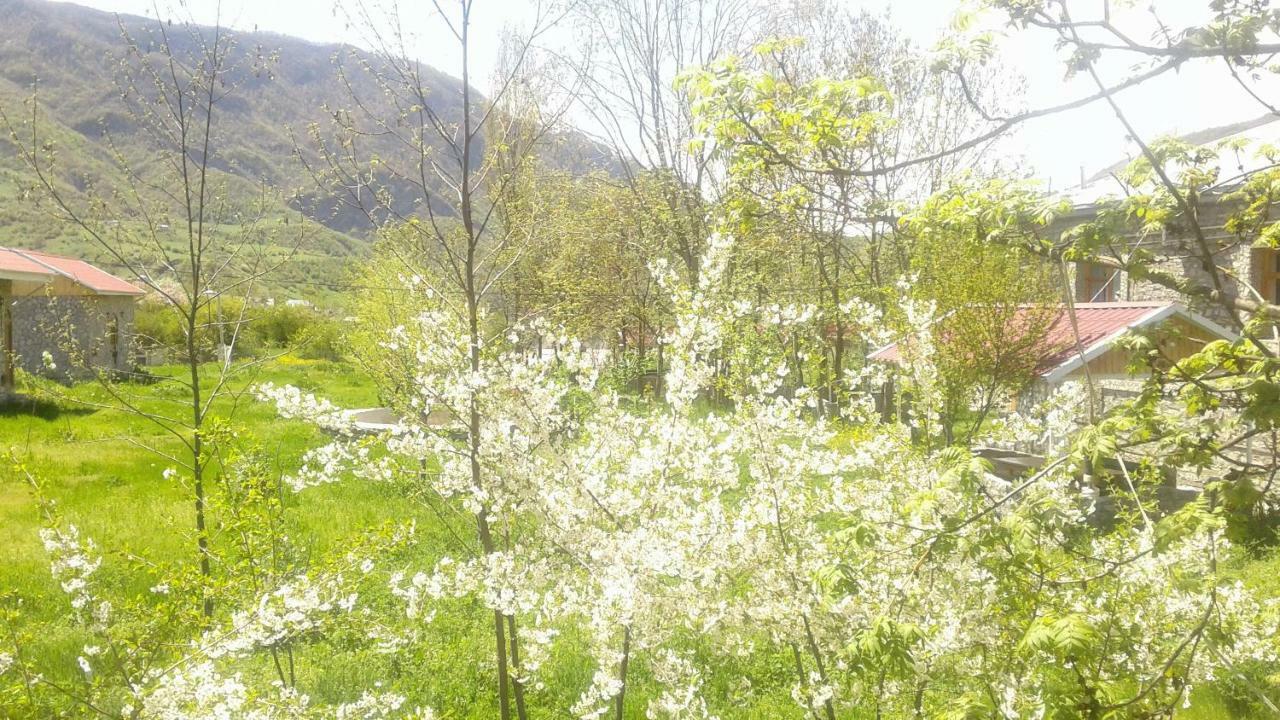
{"left": 1036, "top": 303, "right": 1164, "bottom": 371}
{"left": 0, "top": 247, "right": 145, "bottom": 296}
{"left": 868, "top": 302, "right": 1234, "bottom": 380}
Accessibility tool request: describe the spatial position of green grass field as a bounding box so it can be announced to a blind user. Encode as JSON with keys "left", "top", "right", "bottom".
{"left": 0, "top": 359, "right": 446, "bottom": 705}
{"left": 1, "top": 358, "right": 1278, "bottom": 717}
{"left": 1, "top": 357, "right": 385, "bottom": 599}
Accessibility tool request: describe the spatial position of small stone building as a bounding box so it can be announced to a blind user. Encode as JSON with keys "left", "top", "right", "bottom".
{"left": 1, "top": 247, "right": 145, "bottom": 392}
{"left": 1019, "top": 302, "right": 1236, "bottom": 407}
{"left": 1057, "top": 115, "right": 1280, "bottom": 324}
{"left": 1058, "top": 201, "right": 1271, "bottom": 325}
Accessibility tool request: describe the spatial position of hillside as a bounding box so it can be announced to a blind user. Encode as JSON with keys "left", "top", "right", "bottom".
{"left": 0, "top": 0, "right": 612, "bottom": 304}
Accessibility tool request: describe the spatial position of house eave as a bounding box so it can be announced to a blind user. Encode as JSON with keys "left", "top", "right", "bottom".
{"left": 0, "top": 270, "right": 53, "bottom": 285}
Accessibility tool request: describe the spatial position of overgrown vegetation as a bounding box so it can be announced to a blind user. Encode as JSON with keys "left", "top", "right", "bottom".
{"left": 4, "top": 0, "right": 1280, "bottom": 718}
{"left": 134, "top": 302, "right": 346, "bottom": 362}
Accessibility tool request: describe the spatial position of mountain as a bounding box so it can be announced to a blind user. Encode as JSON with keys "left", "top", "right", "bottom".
{"left": 0, "top": 0, "right": 614, "bottom": 304}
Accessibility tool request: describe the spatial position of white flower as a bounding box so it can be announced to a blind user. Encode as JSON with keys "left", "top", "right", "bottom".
{"left": 207, "top": 573, "right": 358, "bottom": 658}
{"left": 254, "top": 382, "right": 358, "bottom": 435}
{"left": 40, "top": 524, "right": 100, "bottom": 615}
{"left": 240, "top": 228, "right": 1268, "bottom": 719}
{"left": 333, "top": 690, "right": 409, "bottom": 719}
{"left": 140, "top": 661, "right": 251, "bottom": 718}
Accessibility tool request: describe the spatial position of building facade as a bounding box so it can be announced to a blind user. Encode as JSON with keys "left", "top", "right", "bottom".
{"left": 1056, "top": 114, "right": 1280, "bottom": 323}
{"left": 1, "top": 248, "right": 145, "bottom": 392}
{"left": 1061, "top": 200, "right": 1267, "bottom": 326}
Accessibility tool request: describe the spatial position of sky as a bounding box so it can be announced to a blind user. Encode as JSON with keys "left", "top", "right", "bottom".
{"left": 47, "top": 0, "right": 1280, "bottom": 191}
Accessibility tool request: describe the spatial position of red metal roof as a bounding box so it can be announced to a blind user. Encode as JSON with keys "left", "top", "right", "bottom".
{"left": 0, "top": 247, "right": 144, "bottom": 296}
{"left": 0, "top": 248, "right": 56, "bottom": 278}
{"left": 1036, "top": 303, "right": 1164, "bottom": 371}
{"left": 868, "top": 302, "right": 1220, "bottom": 378}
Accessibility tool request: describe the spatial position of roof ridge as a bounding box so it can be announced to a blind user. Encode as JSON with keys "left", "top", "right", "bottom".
{"left": 0, "top": 246, "right": 145, "bottom": 296}
{"left": 8, "top": 248, "right": 74, "bottom": 281}
{"left": 1013, "top": 301, "right": 1171, "bottom": 309}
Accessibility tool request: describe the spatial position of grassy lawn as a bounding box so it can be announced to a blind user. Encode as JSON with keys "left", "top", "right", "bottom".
{"left": 0, "top": 358, "right": 436, "bottom": 691}
{"left": 1, "top": 357, "right": 386, "bottom": 596}
{"left": 0, "top": 356, "right": 614, "bottom": 716}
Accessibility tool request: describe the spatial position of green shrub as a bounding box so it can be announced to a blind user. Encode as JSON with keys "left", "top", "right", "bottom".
{"left": 133, "top": 300, "right": 346, "bottom": 362}
{"left": 132, "top": 301, "right": 185, "bottom": 350}
{"left": 252, "top": 305, "right": 318, "bottom": 347}
{"left": 292, "top": 317, "right": 346, "bottom": 361}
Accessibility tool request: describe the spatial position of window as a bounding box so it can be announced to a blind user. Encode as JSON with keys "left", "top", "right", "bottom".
{"left": 107, "top": 316, "right": 120, "bottom": 368}
{"left": 1078, "top": 262, "right": 1118, "bottom": 302}
{"left": 1256, "top": 248, "right": 1280, "bottom": 305}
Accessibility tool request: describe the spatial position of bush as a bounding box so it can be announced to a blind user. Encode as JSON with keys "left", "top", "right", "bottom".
{"left": 132, "top": 301, "right": 185, "bottom": 350}
{"left": 599, "top": 349, "right": 660, "bottom": 395}
{"left": 252, "top": 305, "right": 317, "bottom": 347}
{"left": 292, "top": 317, "right": 346, "bottom": 361}
{"left": 133, "top": 299, "right": 262, "bottom": 361}
{"left": 133, "top": 301, "right": 344, "bottom": 362}
{"left": 248, "top": 305, "right": 346, "bottom": 361}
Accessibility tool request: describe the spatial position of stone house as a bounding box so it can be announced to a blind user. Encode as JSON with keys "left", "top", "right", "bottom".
{"left": 0, "top": 247, "right": 145, "bottom": 393}
{"left": 1058, "top": 115, "right": 1280, "bottom": 324}
{"left": 868, "top": 302, "right": 1239, "bottom": 500}
{"left": 868, "top": 118, "right": 1276, "bottom": 413}
{"left": 1058, "top": 200, "right": 1269, "bottom": 325}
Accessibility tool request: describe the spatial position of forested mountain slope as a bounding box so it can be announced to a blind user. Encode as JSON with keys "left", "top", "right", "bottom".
{"left": 0, "top": 0, "right": 610, "bottom": 302}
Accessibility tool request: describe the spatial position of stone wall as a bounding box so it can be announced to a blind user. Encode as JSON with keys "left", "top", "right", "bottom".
{"left": 1059, "top": 200, "right": 1256, "bottom": 326}
{"left": 6, "top": 293, "right": 137, "bottom": 381}
{"left": 1129, "top": 202, "right": 1251, "bottom": 324}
